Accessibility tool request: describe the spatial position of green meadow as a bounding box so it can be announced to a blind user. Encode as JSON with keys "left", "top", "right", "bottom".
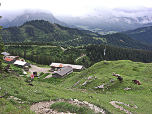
{"left": 0, "top": 60, "right": 152, "bottom": 114}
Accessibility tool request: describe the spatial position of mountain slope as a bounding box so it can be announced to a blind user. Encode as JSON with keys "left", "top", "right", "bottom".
{"left": 1, "top": 12, "right": 76, "bottom": 29}
{"left": 57, "top": 8, "right": 152, "bottom": 33}
{"left": 1, "top": 20, "right": 152, "bottom": 50}
{"left": 1, "top": 60, "right": 152, "bottom": 114}
{"left": 123, "top": 26, "right": 152, "bottom": 44}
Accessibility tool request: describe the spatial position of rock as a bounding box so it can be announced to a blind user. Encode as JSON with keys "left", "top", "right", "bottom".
{"left": 88, "top": 76, "right": 93, "bottom": 80}
{"left": 95, "top": 84, "right": 105, "bottom": 89}
{"left": 45, "top": 109, "right": 50, "bottom": 113}
{"left": 124, "top": 87, "right": 131, "bottom": 90}
{"left": 82, "top": 81, "right": 88, "bottom": 86}
{"left": 14, "top": 97, "right": 19, "bottom": 100}
{"left": 88, "top": 103, "right": 93, "bottom": 108}
{"left": 39, "top": 107, "right": 44, "bottom": 109}
{"left": 74, "top": 99, "right": 78, "bottom": 102}
{"left": 109, "top": 79, "right": 114, "bottom": 82}
{"left": 83, "top": 101, "right": 89, "bottom": 105}
{"left": 69, "top": 98, "right": 73, "bottom": 101}
{"left": 10, "top": 96, "right": 14, "bottom": 98}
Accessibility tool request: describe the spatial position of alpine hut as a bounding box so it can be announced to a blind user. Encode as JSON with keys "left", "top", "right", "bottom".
{"left": 13, "top": 60, "right": 31, "bottom": 68}
{"left": 52, "top": 66, "right": 73, "bottom": 78}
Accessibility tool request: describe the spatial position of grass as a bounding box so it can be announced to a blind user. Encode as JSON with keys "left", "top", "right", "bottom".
{"left": 0, "top": 60, "right": 152, "bottom": 114}
{"left": 50, "top": 102, "right": 96, "bottom": 114}
{"left": 93, "top": 37, "right": 107, "bottom": 43}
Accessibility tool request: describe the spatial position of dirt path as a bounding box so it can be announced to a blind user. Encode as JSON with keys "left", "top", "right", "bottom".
{"left": 75, "top": 54, "right": 86, "bottom": 62}
{"left": 109, "top": 101, "right": 138, "bottom": 114}
{"left": 28, "top": 64, "right": 52, "bottom": 77}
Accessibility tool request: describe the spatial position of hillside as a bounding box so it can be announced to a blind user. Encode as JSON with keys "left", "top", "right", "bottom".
{"left": 123, "top": 26, "right": 152, "bottom": 44}
{"left": 1, "top": 20, "right": 152, "bottom": 50}
{"left": 86, "top": 44, "right": 152, "bottom": 63}
{"left": 0, "top": 60, "right": 152, "bottom": 114}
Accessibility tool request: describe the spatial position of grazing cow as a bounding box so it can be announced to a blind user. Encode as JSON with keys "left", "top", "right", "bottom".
{"left": 117, "top": 76, "right": 123, "bottom": 82}
{"left": 113, "top": 72, "right": 123, "bottom": 83}
{"left": 132, "top": 80, "right": 141, "bottom": 85}
{"left": 113, "top": 72, "right": 120, "bottom": 77}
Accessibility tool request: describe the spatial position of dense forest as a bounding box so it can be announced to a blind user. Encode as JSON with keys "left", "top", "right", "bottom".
{"left": 1, "top": 20, "right": 152, "bottom": 50}
{"left": 4, "top": 42, "right": 152, "bottom": 68}
{"left": 86, "top": 44, "right": 152, "bottom": 63}
{"left": 0, "top": 16, "right": 4, "bottom": 70}
{"left": 4, "top": 44, "right": 92, "bottom": 67}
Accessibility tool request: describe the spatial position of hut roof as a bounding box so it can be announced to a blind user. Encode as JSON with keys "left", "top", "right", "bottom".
{"left": 4, "top": 58, "right": 13, "bottom": 62}
{"left": 1, "top": 52, "right": 10, "bottom": 56}
{"left": 50, "top": 63, "right": 84, "bottom": 70}
{"left": 13, "top": 60, "right": 27, "bottom": 66}
{"left": 52, "top": 66, "right": 73, "bottom": 76}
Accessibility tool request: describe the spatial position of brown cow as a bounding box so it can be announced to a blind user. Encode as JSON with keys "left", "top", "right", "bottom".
{"left": 132, "top": 80, "right": 141, "bottom": 85}
{"left": 117, "top": 76, "right": 123, "bottom": 83}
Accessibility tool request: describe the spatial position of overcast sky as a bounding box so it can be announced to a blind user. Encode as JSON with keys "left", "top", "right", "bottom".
{"left": 0, "top": 0, "right": 152, "bottom": 18}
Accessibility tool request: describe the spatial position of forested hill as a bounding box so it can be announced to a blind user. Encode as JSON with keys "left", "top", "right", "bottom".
{"left": 123, "top": 26, "right": 152, "bottom": 44}
{"left": 1, "top": 20, "right": 152, "bottom": 50}
{"left": 86, "top": 44, "right": 152, "bottom": 63}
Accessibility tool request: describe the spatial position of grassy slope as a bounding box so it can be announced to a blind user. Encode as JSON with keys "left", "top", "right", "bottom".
{"left": 60, "top": 60, "right": 152, "bottom": 114}
{"left": 0, "top": 60, "right": 152, "bottom": 114}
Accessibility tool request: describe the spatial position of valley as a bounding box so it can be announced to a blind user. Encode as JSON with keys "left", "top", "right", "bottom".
{"left": 1, "top": 8, "right": 152, "bottom": 114}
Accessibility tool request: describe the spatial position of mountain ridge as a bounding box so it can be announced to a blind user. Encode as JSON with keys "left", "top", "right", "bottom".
{"left": 0, "top": 12, "right": 78, "bottom": 29}
{"left": 123, "top": 25, "right": 152, "bottom": 44}
{"left": 57, "top": 8, "right": 152, "bottom": 33}
{"left": 1, "top": 19, "right": 152, "bottom": 50}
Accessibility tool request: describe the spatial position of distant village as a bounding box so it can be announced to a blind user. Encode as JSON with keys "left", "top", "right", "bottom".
{"left": 1, "top": 52, "right": 85, "bottom": 79}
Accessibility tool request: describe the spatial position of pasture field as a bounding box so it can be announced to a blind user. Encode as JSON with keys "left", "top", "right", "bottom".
{"left": 0, "top": 60, "right": 152, "bottom": 114}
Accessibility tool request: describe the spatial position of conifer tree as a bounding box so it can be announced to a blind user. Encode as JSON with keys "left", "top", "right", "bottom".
{"left": 0, "top": 16, "right": 4, "bottom": 70}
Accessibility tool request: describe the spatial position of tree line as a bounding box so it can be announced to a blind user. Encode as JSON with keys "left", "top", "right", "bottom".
{"left": 0, "top": 16, "right": 4, "bottom": 70}
{"left": 86, "top": 44, "right": 152, "bottom": 63}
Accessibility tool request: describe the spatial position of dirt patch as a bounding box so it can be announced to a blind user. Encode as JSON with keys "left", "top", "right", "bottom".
{"left": 30, "top": 99, "right": 105, "bottom": 114}
{"left": 109, "top": 101, "right": 138, "bottom": 114}
{"left": 28, "top": 65, "right": 52, "bottom": 77}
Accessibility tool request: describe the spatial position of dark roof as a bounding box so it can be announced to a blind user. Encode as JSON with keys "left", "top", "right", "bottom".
{"left": 52, "top": 66, "right": 73, "bottom": 76}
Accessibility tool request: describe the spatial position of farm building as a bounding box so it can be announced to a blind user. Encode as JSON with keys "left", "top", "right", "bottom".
{"left": 5, "top": 56, "right": 19, "bottom": 60}
{"left": 52, "top": 66, "right": 73, "bottom": 78}
{"left": 13, "top": 60, "right": 31, "bottom": 68}
{"left": 50, "top": 63, "right": 85, "bottom": 71}
{"left": 3, "top": 56, "right": 19, "bottom": 64}
{"left": 1, "top": 52, "right": 10, "bottom": 56}
{"left": 4, "top": 58, "right": 16, "bottom": 64}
